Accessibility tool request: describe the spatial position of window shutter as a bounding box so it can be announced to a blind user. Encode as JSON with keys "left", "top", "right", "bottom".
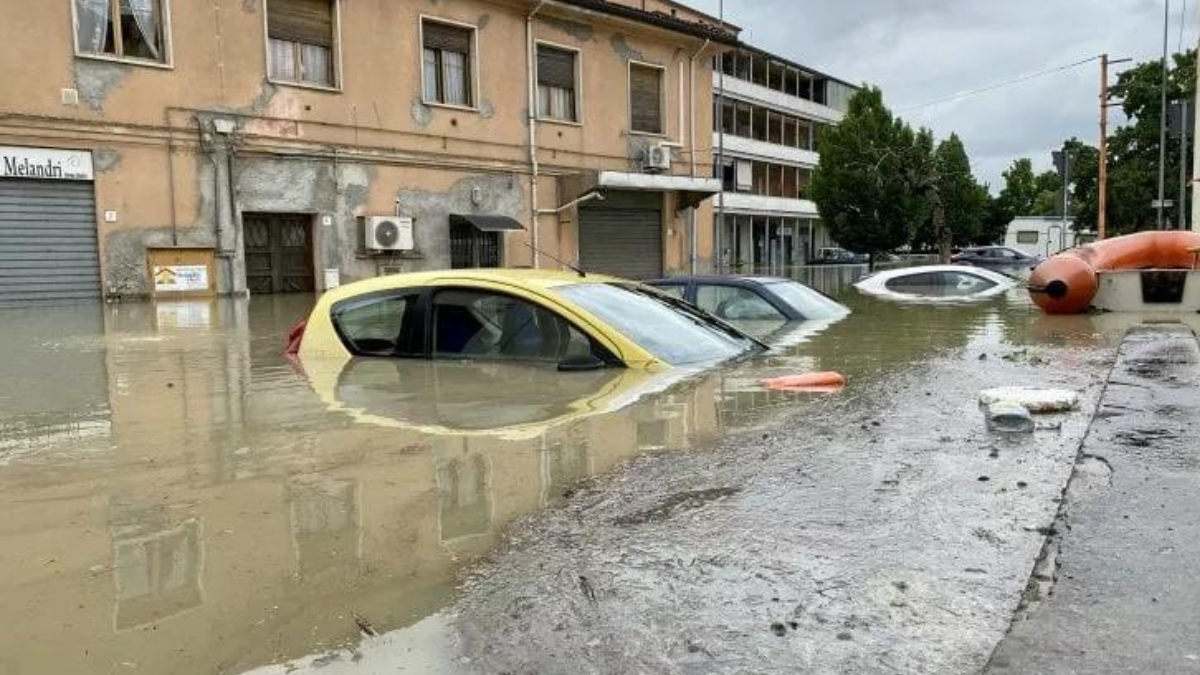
{"left": 537, "top": 46, "right": 575, "bottom": 90}
{"left": 630, "top": 64, "right": 662, "bottom": 134}
{"left": 268, "top": 0, "right": 334, "bottom": 47}
{"left": 423, "top": 21, "right": 472, "bottom": 53}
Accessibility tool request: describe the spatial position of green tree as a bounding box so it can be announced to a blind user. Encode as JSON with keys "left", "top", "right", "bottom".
{"left": 934, "top": 133, "right": 987, "bottom": 251}
{"left": 998, "top": 158, "right": 1039, "bottom": 215}
{"left": 902, "top": 130, "right": 986, "bottom": 259}
{"left": 810, "top": 87, "right": 923, "bottom": 266}
{"left": 1064, "top": 139, "right": 1100, "bottom": 231}
{"left": 978, "top": 193, "right": 1011, "bottom": 245}
{"left": 1031, "top": 170, "right": 1062, "bottom": 215}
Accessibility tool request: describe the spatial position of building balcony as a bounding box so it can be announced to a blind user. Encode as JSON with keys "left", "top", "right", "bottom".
{"left": 714, "top": 73, "right": 845, "bottom": 124}
{"left": 717, "top": 192, "right": 819, "bottom": 218}
{"left": 713, "top": 133, "right": 820, "bottom": 168}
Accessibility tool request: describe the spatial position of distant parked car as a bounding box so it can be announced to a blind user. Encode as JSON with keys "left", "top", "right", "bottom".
{"left": 645, "top": 276, "right": 850, "bottom": 324}
{"left": 951, "top": 246, "right": 1041, "bottom": 269}
{"left": 854, "top": 265, "right": 1017, "bottom": 301}
{"left": 809, "top": 247, "right": 868, "bottom": 265}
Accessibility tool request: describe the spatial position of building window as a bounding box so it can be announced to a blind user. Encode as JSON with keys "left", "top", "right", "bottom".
{"left": 629, "top": 63, "right": 664, "bottom": 135}
{"left": 74, "top": 0, "right": 169, "bottom": 64}
{"left": 423, "top": 19, "right": 474, "bottom": 107}
{"left": 536, "top": 45, "right": 578, "bottom": 122}
{"left": 266, "top": 0, "right": 336, "bottom": 87}
{"left": 735, "top": 101, "right": 752, "bottom": 138}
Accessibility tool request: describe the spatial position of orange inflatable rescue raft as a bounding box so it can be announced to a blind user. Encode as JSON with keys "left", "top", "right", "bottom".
{"left": 762, "top": 371, "right": 846, "bottom": 393}
{"left": 1028, "top": 230, "right": 1200, "bottom": 314}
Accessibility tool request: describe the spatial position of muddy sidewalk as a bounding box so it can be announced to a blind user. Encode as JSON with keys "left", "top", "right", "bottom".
{"left": 987, "top": 326, "right": 1200, "bottom": 674}
{"left": 448, "top": 346, "right": 1110, "bottom": 675}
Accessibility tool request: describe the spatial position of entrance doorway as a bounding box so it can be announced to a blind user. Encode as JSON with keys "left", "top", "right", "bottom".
{"left": 243, "top": 213, "right": 315, "bottom": 294}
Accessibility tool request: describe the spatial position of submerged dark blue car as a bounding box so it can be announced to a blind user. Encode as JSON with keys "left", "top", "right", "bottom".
{"left": 644, "top": 276, "right": 849, "bottom": 323}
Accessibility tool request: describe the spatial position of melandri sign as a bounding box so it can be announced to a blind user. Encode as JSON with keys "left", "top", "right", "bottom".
{"left": 0, "top": 146, "right": 93, "bottom": 181}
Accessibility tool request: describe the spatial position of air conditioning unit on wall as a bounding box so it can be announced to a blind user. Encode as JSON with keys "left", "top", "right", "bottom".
{"left": 363, "top": 216, "right": 414, "bottom": 252}
{"left": 644, "top": 143, "right": 673, "bottom": 173}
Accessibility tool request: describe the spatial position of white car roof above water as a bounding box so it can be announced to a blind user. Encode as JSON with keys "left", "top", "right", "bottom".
{"left": 854, "top": 264, "right": 1017, "bottom": 301}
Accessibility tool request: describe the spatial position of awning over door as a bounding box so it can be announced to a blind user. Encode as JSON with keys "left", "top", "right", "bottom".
{"left": 555, "top": 171, "right": 721, "bottom": 212}
{"left": 450, "top": 214, "right": 525, "bottom": 232}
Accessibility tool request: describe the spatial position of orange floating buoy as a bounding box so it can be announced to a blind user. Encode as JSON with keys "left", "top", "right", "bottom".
{"left": 762, "top": 371, "right": 846, "bottom": 392}
{"left": 1029, "top": 230, "right": 1200, "bottom": 314}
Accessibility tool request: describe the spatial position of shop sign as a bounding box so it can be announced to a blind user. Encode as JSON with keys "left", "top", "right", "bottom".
{"left": 0, "top": 146, "right": 94, "bottom": 181}
{"left": 153, "top": 265, "right": 210, "bottom": 293}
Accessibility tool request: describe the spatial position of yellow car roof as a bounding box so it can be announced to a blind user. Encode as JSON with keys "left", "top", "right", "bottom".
{"left": 319, "top": 268, "right": 626, "bottom": 305}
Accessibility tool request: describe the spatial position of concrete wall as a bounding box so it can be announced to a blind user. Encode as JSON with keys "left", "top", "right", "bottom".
{"left": 0, "top": 0, "right": 722, "bottom": 296}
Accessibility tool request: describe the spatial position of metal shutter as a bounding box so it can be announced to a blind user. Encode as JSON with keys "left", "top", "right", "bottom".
{"left": 578, "top": 191, "right": 663, "bottom": 280}
{"left": 423, "top": 21, "right": 472, "bottom": 53}
{"left": 537, "top": 46, "right": 575, "bottom": 89}
{"left": 268, "top": 0, "right": 334, "bottom": 47}
{"left": 0, "top": 179, "right": 100, "bottom": 305}
{"left": 630, "top": 64, "right": 663, "bottom": 134}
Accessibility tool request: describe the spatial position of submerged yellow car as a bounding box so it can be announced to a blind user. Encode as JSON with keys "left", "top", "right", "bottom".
{"left": 288, "top": 269, "right": 761, "bottom": 371}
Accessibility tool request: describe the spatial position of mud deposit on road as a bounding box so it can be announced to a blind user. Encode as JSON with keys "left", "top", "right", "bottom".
{"left": 451, "top": 348, "right": 1108, "bottom": 674}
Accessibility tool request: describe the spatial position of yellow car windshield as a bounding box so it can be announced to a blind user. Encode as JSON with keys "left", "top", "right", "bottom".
{"left": 557, "top": 283, "right": 757, "bottom": 366}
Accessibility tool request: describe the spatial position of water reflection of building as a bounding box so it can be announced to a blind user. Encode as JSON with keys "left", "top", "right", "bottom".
{"left": 0, "top": 297, "right": 757, "bottom": 675}
{"left": 0, "top": 303, "right": 112, "bottom": 458}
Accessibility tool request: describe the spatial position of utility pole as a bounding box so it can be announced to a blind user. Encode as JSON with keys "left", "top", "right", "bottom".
{"left": 1053, "top": 147, "right": 1073, "bottom": 251}
{"left": 1099, "top": 53, "right": 1110, "bottom": 240}
{"left": 1157, "top": 0, "right": 1170, "bottom": 229}
{"left": 1180, "top": 100, "right": 1190, "bottom": 230}
{"left": 1193, "top": 10, "right": 1200, "bottom": 231}
{"left": 1100, "top": 54, "right": 1132, "bottom": 240}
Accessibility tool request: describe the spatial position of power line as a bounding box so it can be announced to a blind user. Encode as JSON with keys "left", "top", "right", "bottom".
{"left": 897, "top": 55, "right": 1103, "bottom": 112}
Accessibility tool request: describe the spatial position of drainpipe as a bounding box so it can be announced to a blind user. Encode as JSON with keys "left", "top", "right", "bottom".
{"left": 688, "top": 39, "right": 711, "bottom": 274}
{"left": 526, "top": 0, "right": 549, "bottom": 268}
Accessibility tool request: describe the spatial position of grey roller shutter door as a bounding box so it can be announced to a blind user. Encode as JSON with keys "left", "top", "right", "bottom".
{"left": 0, "top": 179, "right": 101, "bottom": 305}
{"left": 578, "top": 191, "right": 663, "bottom": 280}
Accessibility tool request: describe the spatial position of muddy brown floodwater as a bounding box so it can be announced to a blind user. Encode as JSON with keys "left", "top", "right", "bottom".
{"left": 0, "top": 268, "right": 1154, "bottom": 675}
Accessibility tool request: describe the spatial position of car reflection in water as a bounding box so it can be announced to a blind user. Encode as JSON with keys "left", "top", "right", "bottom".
{"left": 318, "top": 358, "right": 692, "bottom": 440}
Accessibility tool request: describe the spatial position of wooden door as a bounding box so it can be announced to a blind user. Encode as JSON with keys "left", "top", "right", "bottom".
{"left": 244, "top": 213, "right": 315, "bottom": 294}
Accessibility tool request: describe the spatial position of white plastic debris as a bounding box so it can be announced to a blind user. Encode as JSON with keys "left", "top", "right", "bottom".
{"left": 978, "top": 387, "right": 1080, "bottom": 413}
{"left": 984, "top": 400, "right": 1035, "bottom": 433}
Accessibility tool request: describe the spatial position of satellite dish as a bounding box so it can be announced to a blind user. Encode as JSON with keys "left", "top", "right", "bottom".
{"left": 375, "top": 220, "right": 400, "bottom": 247}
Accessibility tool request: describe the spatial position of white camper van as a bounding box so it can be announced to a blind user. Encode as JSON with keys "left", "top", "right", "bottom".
{"left": 1004, "top": 217, "right": 1095, "bottom": 257}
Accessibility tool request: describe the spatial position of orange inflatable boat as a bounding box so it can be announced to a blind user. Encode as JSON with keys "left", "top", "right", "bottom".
{"left": 762, "top": 371, "right": 846, "bottom": 393}
{"left": 1027, "top": 230, "right": 1200, "bottom": 314}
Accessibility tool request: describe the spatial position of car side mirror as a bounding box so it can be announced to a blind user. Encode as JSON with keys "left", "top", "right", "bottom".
{"left": 557, "top": 354, "right": 607, "bottom": 372}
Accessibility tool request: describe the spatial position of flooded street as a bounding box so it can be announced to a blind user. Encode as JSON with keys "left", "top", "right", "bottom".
{"left": 0, "top": 268, "right": 1138, "bottom": 675}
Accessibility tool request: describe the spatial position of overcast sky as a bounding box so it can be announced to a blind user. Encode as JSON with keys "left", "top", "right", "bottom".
{"left": 685, "top": 0, "right": 1197, "bottom": 191}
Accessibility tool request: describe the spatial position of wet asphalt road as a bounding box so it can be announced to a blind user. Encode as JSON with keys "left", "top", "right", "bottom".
{"left": 987, "top": 326, "right": 1200, "bottom": 675}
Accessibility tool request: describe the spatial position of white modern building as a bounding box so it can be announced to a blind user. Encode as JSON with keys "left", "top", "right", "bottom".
{"left": 712, "top": 45, "right": 858, "bottom": 273}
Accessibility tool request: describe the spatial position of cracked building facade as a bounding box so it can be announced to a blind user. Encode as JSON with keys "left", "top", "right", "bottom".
{"left": 0, "top": 0, "right": 740, "bottom": 301}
